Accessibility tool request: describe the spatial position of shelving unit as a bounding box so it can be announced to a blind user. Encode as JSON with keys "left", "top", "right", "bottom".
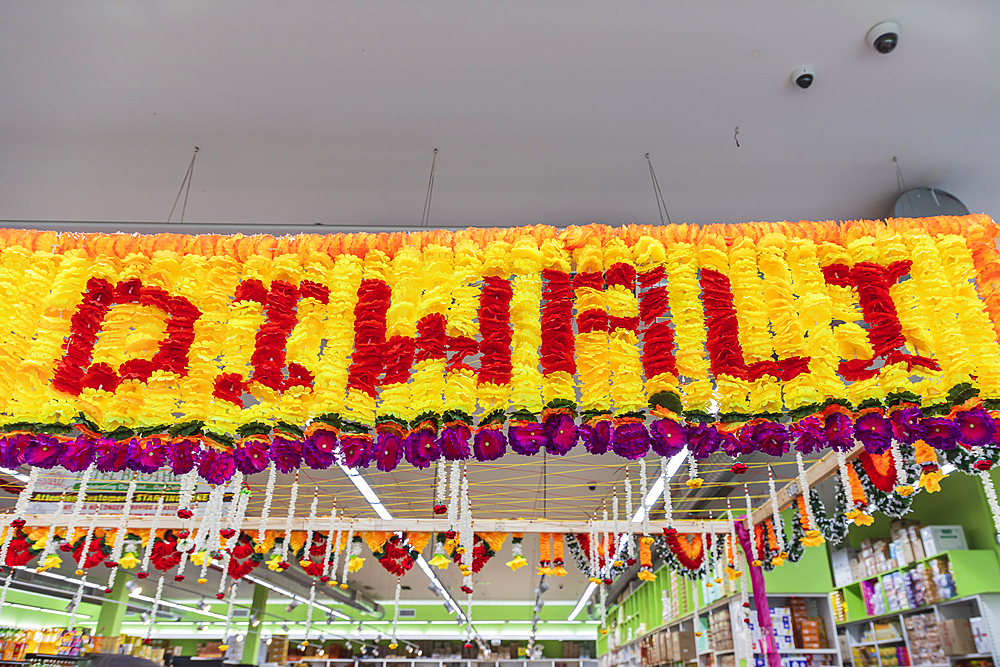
{"left": 838, "top": 595, "right": 1000, "bottom": 667}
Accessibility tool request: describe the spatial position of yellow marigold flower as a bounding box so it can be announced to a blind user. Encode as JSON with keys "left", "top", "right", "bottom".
{"left": 637, "top": 571, "right": 656, "bottom": 582}
{"left": 686, "top": 478, "right": 704, "bottom": 489}
{"left": 118, "top": 552, "right": 141, "bottom": 569}
{"left": 919, "top": 470, "right": 946, "bottom": 494}
{"left": 37, "top": 554, "right": 62, "bottom": 572}
{"left": 348, "top": 555, "right": 364, "bottom": 573}
{"left": 896, "top": 484, "right": 915, "bottom": 497}
{"left": 505, "top": 555, "right": 528, "bottom": 572}
{"left": 852, "top": 513, "right": 874, "bottom": 527}
{"left": 266, "top": 555, "right": 283, "bottom": 571}
{"left": 190, "top": 551, "right": 207, "bottom": 566}
{"left": 428, "top": 554, "right": 451, "bottom": 570}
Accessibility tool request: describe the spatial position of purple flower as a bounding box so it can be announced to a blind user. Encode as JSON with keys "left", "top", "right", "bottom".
{"left": 375, "top": 428, "right": 404, "bottom": 472}
{"left": 612, "top": 422, "right": 650, "bottom": 460}
{"left": 855, "top": 413, "right": 893, "bottom": 454}
{"left": 508, "top": 422, "right": 545, "bottom": 456}
{"left": 890, "top": 406, "right": 926, "bottom": 445}
{"left": 338, "top": 434, "right": 372, "bottom": 469}
{"left": 0, "top": 434, "right": 27, "bottom": 470}
{"left": 921, "top": 417, "right": 959, "bottom": 450}
{"left": 270, "top": 437, "right": 302, "bottom": 474}
{"left": 60, "top": 436, "right": 95, "bottom": 472}
{"left": 545, "top": 413, "right": 578, "bottom": 456}
{"left": 234, "top": 438, "right": 270, "bottom": 475}
{"left": 24, "top": 435, "right": 64, "bottom": 469}
{"left": 824, "top": 412, "right": 855, "bottom": 452}
{"left": 790, "top": 417, "right": 824, "bottom": 455}
{"left": 719, "top": 430, "right": 744, "bottom": 458}
{"left": 581, "top": 420, "right": 612, "bottom": 455}
{"left": 438, "top": 423, "right": 471, "bottom": 461}
{"left": 128, "top": 438, "right": 166, "bottom": 473}
{"left": 686, "top": 423, "right": 720, "bottom": 459}
{"left": 94, "top": 438, "right": 129, "bottom": 472}
{"left": 743, "top": 421, "right": 789, "bottom": 457}
{"left": 405, "top": 428, "right": 440, "bottom": 469}
{"left": 167, "top": 438, "right": 198, "bottom": 475}
{"left": 650, "top": 419, "right": 686, "bottom": 458}
{"left": 303, "top": 431, "right": 336, "bottom": 470}
{"left": 198, "top": 447, "right": 236, "bottom": 485}
{"left": 473, "top": 428, "right": 506, "bottom": 461}
{"left": 955, "top": 408, "right": 995, "bottom": 447}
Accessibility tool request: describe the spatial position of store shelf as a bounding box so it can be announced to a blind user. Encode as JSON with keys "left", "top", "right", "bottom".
{"left": 946, "top": 655, "right": 994, "bottom": 660}
{"left": 777, "top": 649, "right": 840, "bottom": 655}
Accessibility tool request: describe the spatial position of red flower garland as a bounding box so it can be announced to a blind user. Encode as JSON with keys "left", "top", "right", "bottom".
{"left": 663, "top": 531, "right": 705, "bottom": 572}
{"left": 822, "top": 261, "right": 940, "bottom": 381}
{"left": 540, "top": 270, "right": 576, "bottom": 378}
{"left": 858, "top": 449, "right": 897, "bottom": 493}
{"left": 346, "top": 279, "right": 392, "bottom": 398}
{"left": 477, "top": 277, "right": 513, "bottom": 387}
{"left": 53, "top": 278, "right": 202, "bottom": 396}
{"left": 149, "top": 531, "right": 183, "bottom": 572}
{"left": 638, "top": 266, "right": 678, "bottom": 379}
{"left": 700, "top": 268, "right": 810, "bottom": 382}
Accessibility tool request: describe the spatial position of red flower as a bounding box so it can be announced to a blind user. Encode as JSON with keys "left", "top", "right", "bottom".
{"left": 540, "top": 270, "right": 576, "bottom": 377}
{"left": 346, "top": 279, "right": 391, "bottom": 398}
{"left": 433, "top": 504, "right": 447, "bottom": 515}
{"left": 731, "top": 462, "right": 748, "bottom": 475}
{"left": 974, "top": 459, "right": 994, "bottom": 471}
{"left": 478, "top": 277, "right": 513, "bottom": 386}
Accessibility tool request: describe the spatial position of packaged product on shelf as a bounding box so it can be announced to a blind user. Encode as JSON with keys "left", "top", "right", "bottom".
{"left": 969, "top": 617, "right": 993, "bottom": 655}
{"left": 904, "top": 613, "right": 947, "bottom": 666}
{"left": 938, "top": 619, "right": 977, "bottom": 656}
{"left": 831, "top": 548, "right": 859, "bottom": 588}
{"left": 920, "top": 526, "right": 968, "bottom": 558}
{"left": 830, "top": 591, "right": 848, "bottom": 624}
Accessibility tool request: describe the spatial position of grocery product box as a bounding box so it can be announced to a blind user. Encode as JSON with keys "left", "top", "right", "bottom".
{"left": 921, "top": 525, "right": 967, "bottom": 557}
{"left": 938, "top": 619, "right": 976, "bottom": 656}
{"left": 831, "top": 548, "right": 858, "bottom": 587}
{"left": 970, "top": 617, "right": 992, "bottom": 655}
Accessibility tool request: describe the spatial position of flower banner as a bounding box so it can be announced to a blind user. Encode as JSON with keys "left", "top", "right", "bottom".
{"left": 1, "top": 215, "right": 999, "bottom": 481}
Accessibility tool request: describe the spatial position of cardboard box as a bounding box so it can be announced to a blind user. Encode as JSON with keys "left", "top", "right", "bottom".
{"left": 831, "top": 548, "right": 858, "bottom": 587}
{"left": 938, "top": 619, "right": 976, "bottom": 656}
{"left": 970, "top": 617, "right": 992, "bottom": 655}
{"left": 677, "top": 631, "right": 697, "bottom": 662}
{"left": 921, "top": 526, "right": 968, "bottom": 557}
{"left": 909, "top": 526, "right": 926, "bottom": 560}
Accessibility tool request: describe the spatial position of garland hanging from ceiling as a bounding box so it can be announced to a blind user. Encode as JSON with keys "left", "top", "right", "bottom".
{"left": 0, "top": 216, "right": 999, "bottom": 479}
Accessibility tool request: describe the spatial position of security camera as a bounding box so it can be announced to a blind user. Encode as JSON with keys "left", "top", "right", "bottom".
{"left": 791, "top": 66, "right": 815, "bottom": 89}
{"left": 587, "top": 483, "right": 596, "bottom": 491}
{"left": 867, "top": 21, "right": 900, "bottom": 54}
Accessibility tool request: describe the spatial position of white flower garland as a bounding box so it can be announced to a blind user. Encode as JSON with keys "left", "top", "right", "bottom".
{"left": 257, "top": 464, "right": 277, "bottom": 543}
{"left": 447, "top": 460, "right": 461, "bottom": 529}
{"left": 890, "top": 438, "right": 908, "bottom": 490}
{"left": 601, "top": 502, "right": 610, "bottom": 579}
{"left": 587, "top": 516, "right": 598, "bottom": 581}
{"left": 390, "top": 577, "right": 401, "bottom": 643}
{"left": 62, "top": 464, "right": 96, "bottom": 548}
{"left": 980, "top": 471, "right": 1000, "bottom": 535}
{"left": 279, "top": 474, "right": 300, "bottom": 564}
{"left": 106, "top": 473, "right": 139, "bottom": 591}
{"left": 177, "top": 469, "right": 198, "bottom": 518}
{"left": 459, "top": 466, "right": 474, "bottom": 577}
{"left": 321, "top": 504, "right": 338, "bottom": 581}
{"left": 11, "top": 466, "right": 40, "bottom": 520}
{"left": 221, "top": 580, "right": 239, "bottom": 650}
{"left": 303, "top": 487, "right": 319, "bottom": 564}
{"left": 611, "top": 487, "right": 620, "bottom": 564}
{"left": 223, "top": 473, "right": 245, "bottom": 531}
{"left": 661, "top": 456, "right": 673, "bottom": 529}
{"left": 340, "top": 521, "right": 356, "bottom": 588}
{"left": 727, "top": 499, "right": 737, "bottom": 567}
{"left": 688, "top": 452, "right": 699, "bottom": 483}
{"left": 218, "top": 484, "right": 251, "bottom": 598}
{"left": 836, "top": 450, "right": 853, "bottom": 505}
{"left": 67, "top": 512, "right": 100, "bottom": 629}
{"left": 0, "top": 572, "right": 12, "bottom": 616}
{"left": 767, "top": 466, "right": 786, "bottom": 554}
{"left": 145, "top": 574, "right": 165, "bottom": 640}
{"left": 303, "top": 581, "right": 317, "bottom": 645}
{"left": 436, "top": 461, "right": 448, "bottom": 509}
{"left": 745, "top": 483, "right": 761, "bottom": 562}
{"left": 795, "top": 452, "right": 818, "bottom": 530}
{"left": 639, "top": 458, "right": 649, "bottom": 535}
{"left": 140, "top": 497, "right": 165, "bottom": 575}
{"left": 624, "top": 466, "right": 634, "bottom": 559}
{"left": 196, "top": 484, "right": 227, "bottom": 583}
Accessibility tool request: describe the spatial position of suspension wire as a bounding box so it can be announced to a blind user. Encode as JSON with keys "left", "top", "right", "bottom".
{"left": 421, "top": 148, "right": 438, "bottom": 227}
{"left": 168, "top": 147, "right": 199, "bottom": 223}
{"left": 645, "top": 153, "right": 672, "bottom": 225}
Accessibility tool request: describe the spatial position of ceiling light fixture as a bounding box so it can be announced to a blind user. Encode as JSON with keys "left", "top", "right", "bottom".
{"left": 567, "top": 450, "right": 686, "bottom": 621}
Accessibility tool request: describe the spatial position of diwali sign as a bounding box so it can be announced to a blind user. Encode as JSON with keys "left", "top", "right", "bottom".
{"left": 0, "top": 215, "right": 998, "bottom": 482}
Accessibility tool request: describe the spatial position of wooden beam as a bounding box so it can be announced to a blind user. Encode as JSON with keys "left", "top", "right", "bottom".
{"left": 749, "top": 443, "right": 862, "bottom": 526}
{"left": 12, "top": 514, "right": 734, "bottom": 534}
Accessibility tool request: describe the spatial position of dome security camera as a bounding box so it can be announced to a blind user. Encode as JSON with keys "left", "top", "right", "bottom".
{"left": 791, "top": 66, "right": 815, "bottom": 89}
{"left": 867, "top": 21, "right": 900, "bottom": 54}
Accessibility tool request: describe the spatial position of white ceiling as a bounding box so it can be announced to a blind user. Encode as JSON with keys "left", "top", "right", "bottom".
{"left": 2, "top": 1, "right": 999, "bottom": 229}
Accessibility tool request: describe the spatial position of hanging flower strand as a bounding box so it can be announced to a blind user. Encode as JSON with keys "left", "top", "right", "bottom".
{"left": 890, "top": 438, "right": 913, "bottom": 496}
{"left": 611, "top": 487, "right": 622, "bottom": 567}
{"left": 320, "top": 503, "right": 338, "bottom": 584}
{"left": 745, "top": 483, "right": 762, "bottom": 567}
{"left": 506, "top": 533, "right": 527, "bottom": 572}
{"left": 660, "top": 456, "right": 673, "bottom": 530}
{"left": 105, "top": 472, "right": 140, "bottom": 592}
{"left": 980, "top": 470, "right": 1000, "bottom": 536}
{"left": 339, "top": 520, "right": 355, "bottom": 589}
{"left": 139, "top": 497, "right": 165, "bottom": 578}
{"left": 686, "top": 450, "right": 703, "bottom": 489}
{"left": 434, "top": 461, "right": 448, "bottom": 515}
{"left": 300, "top": 487, "right": 319, "bottom": 569}
{"left": 217, "top": 483, "right": 250, "bottom": 600}
{"left": 766, "top": 465, "right": 787, "bottom": 562}
{"left": 639, "top": 459, "right": 649, "bottom": 536}
{"left": 257, "top": 463, "right": 277, "bottom": 546}
{"left": 60, "top": 464, "right": 96, "bottom": 554}
{"left": 143, "top": 574, "right": 165, "bottom": 644}
{"left": 795, "top": 452, "right": 824, "bottom": 544}
{"left": 279, "top": 472, "right": 300, "bottom": 570}
{"left": 389, "top": 577, "right": 401, "bottom": 648}
{"left": 587, "top": 517, "right": 599, "bottom": 583}
{"left": 624, "top": 466, "right": 635, "bottom": 562}
{"left": 34, "top": 500, "right": 65, "bottom": 573}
